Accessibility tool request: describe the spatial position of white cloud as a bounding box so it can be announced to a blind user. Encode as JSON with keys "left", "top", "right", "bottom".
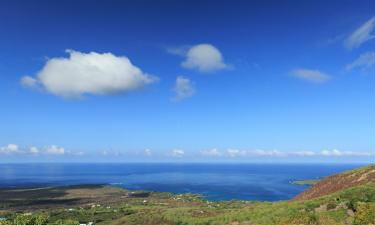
{"left": 201, "top": 148, "right": 222, "bottom": 157}
{"left": 172, "top": 76, "right": 195, "bottom": 101}
{"left": 0, "top": 144, "right": 20, "bottom": 154}
{"left": 21, "top": 50, "right": 158, "bottom": 98}
{"left": 291, "top": 69, "right": 331, "bottom": 83}
{"left": 226, "top": 149, "right": 247, "bottom": 157}
{"left": 345, "top": 16, "right": 375, "bottom": 49}
{"left": 197, "top": 148, "right": 375, "bottom": 159}
{"left": 346, "top": 52, "right": 375, "bottom": 71}
{"left": 292, "top": 151, "right": 316, "bottom": 157}
{"left": 29, "top": 146, "right": 39, "bottom": 154}
{"left": 20, "top": 76, "right": 38, "bottom": 88}
{"left": 320, "top": 149, "right": 375, "bottom": 157}
{"left": 0, "top": 144, "right": 87, "bottom": 157}
{"left": 170, "top": 149, "right": 185, "bottom": 158}
{"left": 170, "top": 44, "right": 229, "bottom": 73}
{"left": 225, "top": 149, "right": 286, "bottom": 158}
{"left": 144, "top": 149, "right": 152, "bottom": 156}
{"left": 45, "top": 145, "right": 65, "bottom": 155}
{"left": 248, "top": 149, "right": 286, "bottom": 157}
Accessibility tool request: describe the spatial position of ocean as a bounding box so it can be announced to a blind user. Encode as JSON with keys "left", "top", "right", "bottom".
{"left": 0, "top": 163, "right": 364, "bottom": 201}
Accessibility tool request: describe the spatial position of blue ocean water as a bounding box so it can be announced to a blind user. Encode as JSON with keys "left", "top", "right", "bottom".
{"left": 0, "top": 163, "right": 364, "bottom": 201}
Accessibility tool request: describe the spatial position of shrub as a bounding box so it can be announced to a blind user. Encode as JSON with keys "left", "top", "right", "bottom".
{"left": 353, "top": 202, "right": 375, "bottom": 225}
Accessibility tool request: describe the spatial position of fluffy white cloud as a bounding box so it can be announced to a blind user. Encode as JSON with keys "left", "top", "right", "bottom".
{"left": 346, "top": 52, "right": 375, "bottom": 71}
{"left": 345, "top": 16, "right": 375, "bottom": 49}
{"left": 291, "top": 69, "right": 331, "bottom": 83}
{"left": 169, "top": 44, "right": 229, "bottom": 73}
{"left": 170, "top": 149, "right": 185, "bottom": 158}
{"left": 21, "top": 50, "right": 158, "bottom": 98}
{"left": 172, "top": 76, "right": 195, "bottom": 101}
{"left": 45, "top": 145, "right": 65, "bottom": 155}
{"left": 201, "top": 148, "right": 222, "bottom": 157}
{"left": 0, "top": 144, "right": 20, "bottom": 154}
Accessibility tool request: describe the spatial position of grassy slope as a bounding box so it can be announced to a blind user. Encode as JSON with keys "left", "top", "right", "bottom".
{"left": 294, "top": 164, "right": 375, "bottom": 201}
{"left": 106, "top": 183, "right": 375, "bottom": 225}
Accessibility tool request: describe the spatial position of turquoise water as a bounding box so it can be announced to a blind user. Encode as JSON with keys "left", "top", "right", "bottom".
{"left": 0, "top": 163, "right": 363, "bottom": 201}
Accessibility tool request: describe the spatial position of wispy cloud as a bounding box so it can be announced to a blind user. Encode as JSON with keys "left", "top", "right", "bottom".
{"left": 291, "top": 69, "right": 331, "bottom": 83}
{"left": 201, "top": 148, "right": 222, "bottom": 157}
{"left": 345, "top": 16, "right": 375, "bottom": 49}
{"left": 346, "top": 52, "right": 375, "bottom": 71}
{"left": 21, "top": 50, "right": 158, "bottom": 99}
{"left": 166, "top": 46, "right": 190, "bottom": 56}
{"left": 171, "top": 76, "right": 195, "bottom": 102}
{"left": 169, "top": 149, "right": 185, "bottom": 158}
{"left": 144, "top": 149, "right": 152, "bottom": 156}
{"left": 199, "top": 148, "right": 375, "bottom": 158}
{"left": 0, "top": 144, "right": 82, "bottom": 156}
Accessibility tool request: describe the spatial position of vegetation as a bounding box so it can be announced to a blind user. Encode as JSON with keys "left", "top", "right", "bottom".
{"left": 290, "top": 179, "right": 320, "bottom": 185}
{"left": 1, "top": 165, "right": 375, "bottom": 225}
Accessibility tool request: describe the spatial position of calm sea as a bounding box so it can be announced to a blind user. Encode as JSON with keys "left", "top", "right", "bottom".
{"left": 0, "top": 163, "right": 364, "bottom": 201}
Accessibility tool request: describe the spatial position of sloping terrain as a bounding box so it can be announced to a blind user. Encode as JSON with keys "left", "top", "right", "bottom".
{"left": 294, "top": 164, "right": 375, "bottom": 201}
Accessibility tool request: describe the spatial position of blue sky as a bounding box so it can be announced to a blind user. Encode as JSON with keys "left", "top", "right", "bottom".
{"left": 1, "top": 0, "right": 375, "bottom": 162}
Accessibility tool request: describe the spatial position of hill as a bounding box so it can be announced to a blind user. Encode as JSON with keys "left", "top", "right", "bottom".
{"left": 294, "top": 164, "right": 375, "bottom": 201}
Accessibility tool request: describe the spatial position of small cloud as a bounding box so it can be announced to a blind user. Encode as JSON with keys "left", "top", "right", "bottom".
{"left": 226, "top": 149, "right": 247, "bottom": 158}
{"left": 144, "top": 149, "right": 152, "bottom": 156}
{"left": 45, "top": 145, "right": 65, "bottom": 155}
{"left": 0, "top": 144, "right": 20, "bottom": 154}
{"left": 291, "top": 69, "right": 331, "bottom": 83}
{"left": 169, "top": 44, "right": 230, "bottom": 73}
{"left": 170, "top": 149, "right": 185, "bottom": 158}
{"left": 100, "top": 150, "right": 123, "bottom": 157}
{"left": 71, "top": 151, "right": 84, "bottom": 156}
{"left": 166, "top": 46, "right": 189, "bottom": 56}
{"left": 201, "top": 148, "right": 222, "bottom": 157}
{"left": 21, "top": 50, "right": 158, "bottom": 99}
{"left": 101, "top": 150, "right": 109, "bottom": 156}
{"left": 346, "top": 52, "right": 375, "bottom": 71}
{"left": 20, "top": 76, "right": 38, "bottom": 88}
{"left": 345, "top": 16, "right": 375, "bottom": 49}
{"left": 171, "top": 76, "right": 195, "bottom": 101}
{"left": 292, "top": 151, "right": 316, "bottom": 157}
{"left": 29, "top": 146, "right": 39, "bottom": 154}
